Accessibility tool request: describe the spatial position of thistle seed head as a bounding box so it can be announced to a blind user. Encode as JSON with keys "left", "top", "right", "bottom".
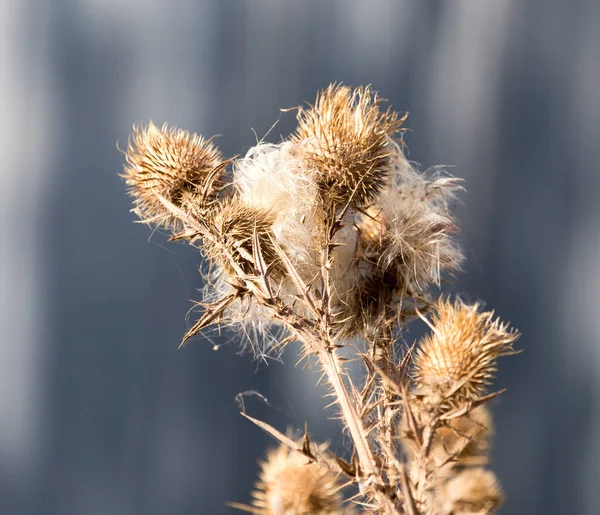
{"left": 204, "top": 196, "right": 278, "bottom": 277}
{"left": 123, "top": 122, "right": 225, "bottom": 229}
{"left": 337, "top": 156, "right": 464, "bottom": 339}
{"left": 440, "top": 468, "right": 504, "bottom": 515}
{"left": 251, "top": 444, "right": 344, "bottom": 515}
{"left": 341, "top": 264, "right": 403, "bottom": 340}
{"left": 293, "top": 84, "right": 404, "bottom": 208}
{"left": 375, "top": 149, "right": 464, "bottom": 294}
{"left": 414, "top": 299, "right": 519, "bottom": 403}
{"left": 233, "top": 141, "right": 323, "bottom": 278}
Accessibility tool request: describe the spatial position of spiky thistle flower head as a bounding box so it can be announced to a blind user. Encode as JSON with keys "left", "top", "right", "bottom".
{"left": 293, "top": 84, "right": 404, "bottom": 208}
{"left": 413, "top": 299, "right": 519, "bottom": 404}
{"left": 439, "top": 468, "right": 504, "bottom": 515}
{"left": 183, "top": 196, "right": 287, "bottom": 356}
{"left": 250, "top": 444, "right": 344, "bottom": 515}
{"left": 232, "top": 140, "right": 365, "bottom": 337}
{"left": 123, "top": 122, "right": 225, "bottom": 229}
{"left": 203, "top": 196, "right": 278, "bottom": 277}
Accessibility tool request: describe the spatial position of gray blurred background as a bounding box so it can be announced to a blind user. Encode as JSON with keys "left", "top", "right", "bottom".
{"left": 1, "top": 1, "right": 599, "bottom": 514}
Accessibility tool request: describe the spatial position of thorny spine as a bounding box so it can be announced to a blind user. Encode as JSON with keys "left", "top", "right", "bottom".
{"left": 122, "top": 84, "right": 519, "bottom": 514}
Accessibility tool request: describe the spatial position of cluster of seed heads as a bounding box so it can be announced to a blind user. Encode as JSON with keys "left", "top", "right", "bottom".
{"left": 122, "top": 83, "right": 519, "bottom": 514}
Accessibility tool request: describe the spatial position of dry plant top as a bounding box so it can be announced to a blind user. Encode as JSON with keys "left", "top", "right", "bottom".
{"left": 122, "top": 84, "right": 520, "bottom": 515}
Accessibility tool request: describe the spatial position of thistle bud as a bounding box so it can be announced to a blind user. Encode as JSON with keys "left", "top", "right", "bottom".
{"left": 293, "top": 84, "right": 403, "bottom": 208}
{"left": 439, "top": 468, "right": 504, "bottom": 515}
{"left": 250, "top": 444, "right": 344, "bottom": 514}
{"left": 204, "top": 197, "right": 278, "bottom": 277}
{"left": 414, "top": 299, "right": 519, "bottom": 404}
{"left": 123, "top": 122, "right": 225, "bottom": 229}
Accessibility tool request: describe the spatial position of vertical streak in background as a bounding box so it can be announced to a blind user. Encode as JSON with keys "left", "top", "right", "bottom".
{"left": 565, "top": 2, "right": 600, "bottom": 513}
{"left": 331, "top": 0, "right": 412, "bottom": 84}
{"left": 426, "top": 0, "right": 516, "bottom": 259}
{"left": 0, "top": 0, "right": 56, "bottom": 503}
{"left": 1, "top": 1, "right": 599, "bottom": 513}
{"left": 33, "top": 1, "right": 219, "bottom": 514}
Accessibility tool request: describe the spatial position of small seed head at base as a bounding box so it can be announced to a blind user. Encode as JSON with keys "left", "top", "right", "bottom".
{"left": 414, "top": 299, "right": 519, "bottom": 404}
{"left": 123, "top": 122, "right": 225, "bottom": 229}
{"left": 439, "top": 468, "right": 504, "bottom": 515}
{"left": 293, "top": 83, "right": 404, "bottom": 208}
{"left": 250, "top": 444, "right": 344, "bottom": 515}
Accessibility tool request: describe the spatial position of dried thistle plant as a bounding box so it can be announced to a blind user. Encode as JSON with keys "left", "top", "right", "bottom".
{"left": 121, "top": 84, "right": 520, "bottom": 514}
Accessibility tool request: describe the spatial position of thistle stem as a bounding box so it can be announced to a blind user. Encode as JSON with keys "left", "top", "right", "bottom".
{"left": 318, "top": 348, "right": 401, "bottom": 514}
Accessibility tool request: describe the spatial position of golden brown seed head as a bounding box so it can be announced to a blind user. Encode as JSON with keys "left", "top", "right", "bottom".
{"left": 293, "top": 84, "right": 404, "bottom": 207}
{"left": 414, "top": 299, "right": 519, "bottom": 403}
{"left": 334, "top": 208, "right": 407, "bottom": 339}
{"left": 123, "top": 122, "right": 225, "bottom": 229}
{"left": 440, "top": 468, "right": 504, "bottom": 515}
{"left": 204, "top": 197, "right": 278, "bottom": 277}
{"left": 338, "top": 172, "right": 463, "bottom": 340}
{"left": 251, "top": 444, "right": 344, "bottom": 515}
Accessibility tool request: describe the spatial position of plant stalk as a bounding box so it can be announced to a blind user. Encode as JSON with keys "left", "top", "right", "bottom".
{"left": 319, "top": 348, "right": 401, "bottom": 514}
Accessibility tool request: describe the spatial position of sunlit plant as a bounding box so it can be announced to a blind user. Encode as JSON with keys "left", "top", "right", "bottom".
{"left": 122, "top": 84, "right": 519, "bottom": 514}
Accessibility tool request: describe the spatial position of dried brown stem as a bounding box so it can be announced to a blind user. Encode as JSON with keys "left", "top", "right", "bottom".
{"left": 318, "top": 347, "right": 401, "bottom": 514}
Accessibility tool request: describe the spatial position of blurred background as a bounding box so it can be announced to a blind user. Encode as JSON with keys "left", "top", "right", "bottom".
{"left": 1, "top": 0, "right": 599, "bottom": 513}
